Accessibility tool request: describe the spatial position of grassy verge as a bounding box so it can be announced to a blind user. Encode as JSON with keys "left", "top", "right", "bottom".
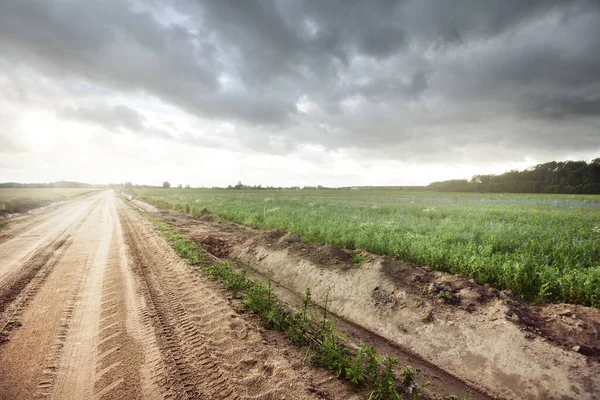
{"left": 142, "top": 209, "right": 469, "bottom": 400}
{"left": 0, "top": 221, "right": 9, "bottom": 231}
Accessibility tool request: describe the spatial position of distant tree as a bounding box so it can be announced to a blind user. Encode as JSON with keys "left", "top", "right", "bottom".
{"left": 234, "top": 181, "right": 243, "bottom": 190}
{"left": 185, "top": 184, "right": 191, "bottom": 189}
{"left": 177, "top": 184, "right": 182, "bottom": 189}
{"left": 162, "top": 181, "right": 171, "bottom": 189}
{"left": 427, "top": 159, "right": 600, "bottom": 194}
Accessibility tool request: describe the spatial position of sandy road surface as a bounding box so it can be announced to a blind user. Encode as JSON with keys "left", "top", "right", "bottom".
{"left": 0, "top": 191, "right": 357, "bottom": 400}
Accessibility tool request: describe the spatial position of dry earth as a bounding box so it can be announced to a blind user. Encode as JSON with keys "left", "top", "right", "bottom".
{"left": 149, "top": 203, "right": 600, "bottom": 400}
{"left": 0, "top": 191, "right": 359, "bottom": 400}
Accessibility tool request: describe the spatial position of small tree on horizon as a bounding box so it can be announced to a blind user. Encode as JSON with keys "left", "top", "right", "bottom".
{"left": 162, "top": 181, "right": 171, "bottom": 189}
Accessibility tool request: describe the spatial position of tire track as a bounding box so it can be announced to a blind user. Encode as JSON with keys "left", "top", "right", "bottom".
{"left": 50, "top": 193, "right": 165, "bottom": 400}
{"left": 0, "top": 194, "right": 104, "bottom": 399}
{"left": 117, "top": 198, "right": 360, "bottom": 400}
{"left": 0, "top": 197, "right": 99, "bottom": 342}
{"left": 35, "top": 195, "right": 110, "bottom": 399}
{"left": 119, "top": 207, "right": 237, "bottom": 400}
{"left": 0, "top": 194, "right": 101, "bottom": 285}
{"left": 91, "top": 232, "right": 145, "bottom": 400}
{"left": 0, "top": 237, "right": 70, "bottom": 342}
{"left": 155, "top": 262, "right": 322, "bottom": 399}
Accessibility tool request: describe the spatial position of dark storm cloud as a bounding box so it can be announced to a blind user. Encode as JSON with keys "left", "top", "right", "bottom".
{"left": 0, "top": 0, "right": 599, "bottom": 161}
{"left": 0, "top": 1, "right": 292, "bottom": 124}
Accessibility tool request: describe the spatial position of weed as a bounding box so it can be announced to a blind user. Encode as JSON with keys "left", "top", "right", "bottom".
{"left": 322, "top": 287, "right": 331, "bottom": 330}
{"left": 351, "top": 252, "right": 365, "bottom": 264}
{"left": 437, "top": 291, "right": 454, "bottom": 303}
{"left": 367, "top": 356, "right": 402, "bottom": 399}
{"left": 346, "top": 345, "right": 366, "bottom": 387}
{"left": 148, "top": 216, "right": 204, "bottom": 266}
{"left": 365, "top": 346, "right": 381, "bottom": 391}
{"left": 0, "top": 221, "right": 8, "bottom": 230}
{"left": 310, "top": 320, "right": 349, "bottom": 378}
{"left": 400, "top": 366, "right": 420, "bottom": 395}
{"left": 206, "top": 262, "right": 247, "bottom": 292}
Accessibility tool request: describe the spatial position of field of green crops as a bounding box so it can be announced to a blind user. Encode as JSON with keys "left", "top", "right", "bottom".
{"left": 135, "top": 189, "right": 600, "bottom": 308}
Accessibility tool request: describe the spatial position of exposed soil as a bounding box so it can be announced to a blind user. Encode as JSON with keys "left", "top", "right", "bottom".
{"left": 151, "top": 205, "right": 600, "bottom": 400}
{"left": 0, "top": 191, "right": 358, "bottom": 400}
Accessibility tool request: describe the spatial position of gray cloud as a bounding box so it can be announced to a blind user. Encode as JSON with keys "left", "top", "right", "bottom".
{"left": 57, "top": 103, "right": 176, "bottom": 141}
{"left": 0, "top": 0, "right": 599, "bottom": 164}
{"left": 58, "top": 104, "right": 146, "bottom": 133}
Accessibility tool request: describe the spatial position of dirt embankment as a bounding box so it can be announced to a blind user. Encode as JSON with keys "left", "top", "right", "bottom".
{"left": 0, "top": 191, "right": 358, "bottom": 400}
{"left": 149, "top": 205, "right": 600, "bottom": 400}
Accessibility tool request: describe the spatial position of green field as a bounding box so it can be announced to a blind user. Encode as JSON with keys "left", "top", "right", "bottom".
{"left": 0, "top": 188, "right": 98, "bottom": 215}
{"left": 135, "top": 189, "right": 600, "bottom": 308}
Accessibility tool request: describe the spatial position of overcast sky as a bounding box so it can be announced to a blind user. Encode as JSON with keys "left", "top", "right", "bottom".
{"left": 1, "top": 0, "right": 599, "bottom": 187}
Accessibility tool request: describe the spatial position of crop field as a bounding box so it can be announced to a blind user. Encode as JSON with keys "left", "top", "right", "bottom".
{"left": 136, "top": 189, "right": 600, "bottom": 308}
{"left": 0, "top": 188, "right": 98, "bottom": 216}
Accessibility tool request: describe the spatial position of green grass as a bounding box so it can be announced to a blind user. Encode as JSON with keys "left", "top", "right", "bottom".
{"left": 135, "top": 189, "right": 600, "bottom": 308}
{"left": 351, "top": 252, "right": 365, "bottom": 264}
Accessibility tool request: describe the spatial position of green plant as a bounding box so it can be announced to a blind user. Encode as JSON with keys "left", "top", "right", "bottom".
{"left": 206, "top": 263, "right": 247, "bottom": 292}
{"left": 365, "top": 346, "right": 380, "bottom": 390}
{"left": 311, "top": 321, "right": 349, "bottom": 378}
{"left": 346, "top": 345, "right": 366, "bottom": 387}
{"left": 302, "top": 287, "right": 312, "bottom": 322}
{"left": 400, "top": 366, "right": 422, "bottom": 398}
{"left": 368, "top": 357, "right": 402, "bottom": 399}
{"left": 148, "top": 216, "right": 205, "bottom": 266}
{"left": 437, "top": 291, "right": 454, "bottom": 303}
{"left": 351, "top": 252, "right": 365, "bottom": 264}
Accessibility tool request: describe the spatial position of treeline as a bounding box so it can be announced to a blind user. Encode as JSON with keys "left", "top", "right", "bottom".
{"left": 225, "top": 181, "right": 330, "bottom": 190}
{"left": 223, "top": 182, "right": 425, "bottom": 191}
{"left": 113, "top": 182, "right": 159, "bottom": 190}
{"left": 0, "top": 181, "right": 96, "bottom": 188}
{"left": 428, "top": 159, "right": 600, "bottom": 194}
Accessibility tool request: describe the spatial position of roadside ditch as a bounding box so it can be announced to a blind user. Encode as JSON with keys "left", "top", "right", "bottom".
{"left": 128, "top": 197, "right": 600, "bottom": 400}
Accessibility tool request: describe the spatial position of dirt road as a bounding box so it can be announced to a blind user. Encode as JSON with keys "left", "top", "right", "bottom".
{"left": 0, "top": 191, "right": 357, "bottom": 400}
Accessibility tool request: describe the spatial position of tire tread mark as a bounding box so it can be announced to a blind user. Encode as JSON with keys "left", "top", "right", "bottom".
{"left": 0, "top": 199, "right": 98, "bottom": 341}
{"left": 118, "top": 205, "right": 238, "bottom": 400}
